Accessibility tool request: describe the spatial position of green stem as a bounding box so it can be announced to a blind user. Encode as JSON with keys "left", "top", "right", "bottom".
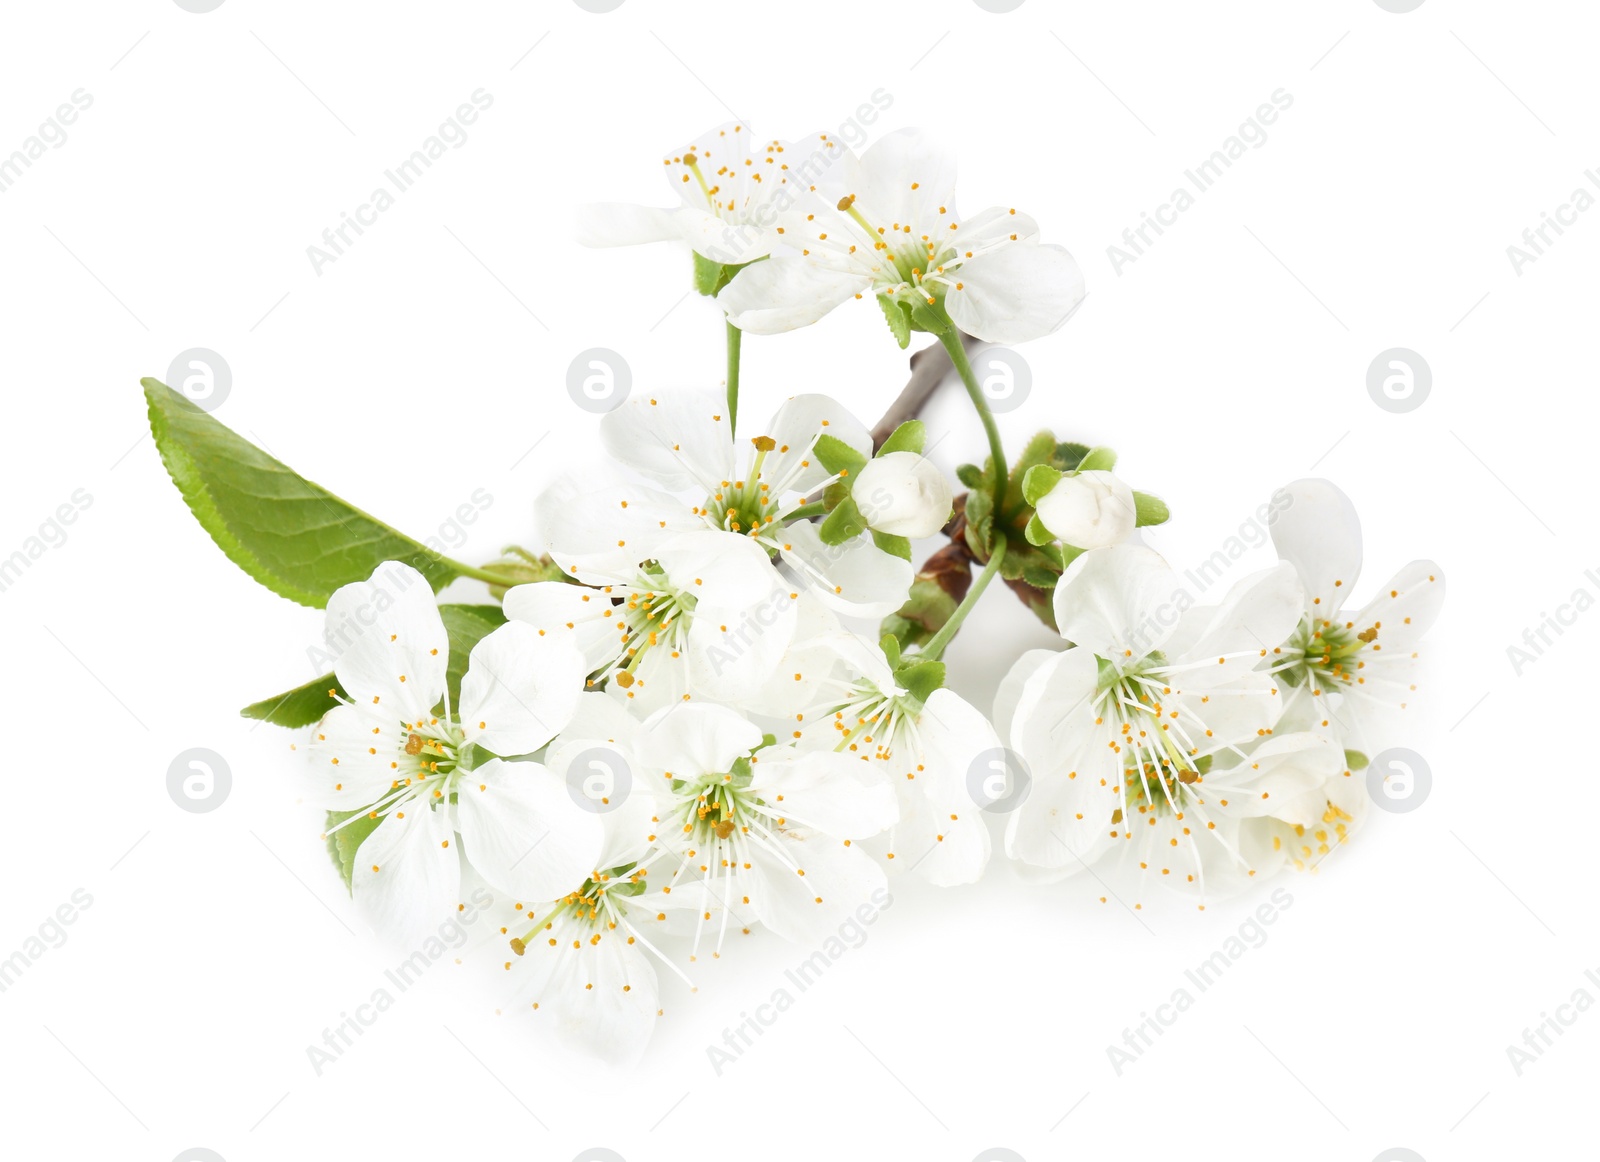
{"left": 726, "top": 321, "right": 743, "bottom": 437}
{"left": 921, "top": 535, "right": 1008, "bottom": 661}
{"left": 445, "top": 559, "right": 523, "bottom": 588}
{"left": 937, "top": 328, "right": 1007, "bottom": 515}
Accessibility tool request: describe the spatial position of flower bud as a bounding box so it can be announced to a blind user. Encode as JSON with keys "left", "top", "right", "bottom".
{"left": 853, "top": 451, "right": 953, "bottom": 539}
{"left": 1035, "top": 470, "right": 1136, "bottom": 549}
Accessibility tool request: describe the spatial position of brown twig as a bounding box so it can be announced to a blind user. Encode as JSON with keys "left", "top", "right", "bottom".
{"left": 869, "top": 331, "right": 982, "bottom": 449}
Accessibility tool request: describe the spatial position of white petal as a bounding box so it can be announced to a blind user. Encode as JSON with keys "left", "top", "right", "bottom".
{"left": 325, "top": 563, "right": 447, "bottom": 719}
{"left": 686, "top": 590, "right": 799, "bottom": 703}
{"left": 1052, "top": 544, "right": 1183, "bottom": 660}
{"left": 307, "top": 703, "right": 399, "bottom": 810}
{"left": 655, "top": 528, "right": 781, "bottom": 610}
{"left": 501, "top": 581, "right": 617, "bottom": 673}
{"left": 459, "top": 622, "right": 585, "bottom": 754}
{"left": 454, "top": 759, "right": 603, "bottom": 900}
{"left": 1172, "top": 562, "right": 1305, "bottom": 687}
{"left": 534, "top": 474, "right": 692, "bottom": 583}
{"left": 945, "top": 243, "right": 1086, "bottom": 344}
{"left": 743, "top": 829, "right": 886, "bottom": 944}
{"left": 636, "top": 702, "right": 762, "bottom": 780}
{"left": 718, "top": 257, "right": 870, "bottom": 334}
{"left": 755, "top": 749, "right": 897, "bottom": 839}
{"left": 1269, "top": 478, "right": 1363, "bottom": 611}
{"left": 351, "top": 804, "right": 459, "bottom": 945}
{"left": 762, "top": 393, "right": 873, "bottom": 495}
{"left": 1351, "top": 560, "right": 1446, "bottom": 648}
{"left": 994, "top": 649, "right": 1058, "bottom": 747}
{"left": 600, "top": 389, "right": 734, "bottom": 494}
{"left": 777, "top": 520, "right": 913, "bottom": 618}
{"left": 856, "top": 127, "right": 959, "bottom": 227}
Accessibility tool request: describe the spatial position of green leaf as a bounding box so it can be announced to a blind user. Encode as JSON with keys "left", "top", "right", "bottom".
{"left": 440, "top": 604, "right": 508, "bottom": 712}
{"left": 963, "top": 488, "right": 994, "bottom": 557}
{"left": 876, "top": 293, "right": 912, "bottom": 349}
{"left": 820, "top": 496, "right": 867, "bottom": 546}
{"left": 241, "top": 673, "right": 345, "bottom": 729}
{"left": 1022, "top": 464, "right": 1062, "bottom": 507}
{"left": 812, "top": 433, "right": 869, "bottom": 479}
{"left": 871, "top": 530, "right": 912, "bottom": 560}
{"left": 1077, "top": 446, "right": 1118, "bottom": 472}
{"left": 1024, "top": 512, "right": 1054, "bottom": 548}
{"left": 1133, "top": 491, "right": 1171, "bottom": 527}
{"left": 324, "top": 807, "right": 381, "bottom": 892}
{"left": 956, "top": 463, "right": 986, "bottom": 490}
{"left": 144, "top": 380, "right": 462, "bottom": 608}
{"left": 880, "top": 633, "right": 902, "bottom": 669}
{"left": 877, "top": 420, "right": 925, "bottom": 456}
{"left": 894, "top": 659, "right": 946, "bottom": 706}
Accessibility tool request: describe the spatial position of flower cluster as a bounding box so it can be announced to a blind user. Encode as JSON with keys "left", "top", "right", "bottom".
{"left": 150, "top": 121, "right": 1444, "bottom": 1068}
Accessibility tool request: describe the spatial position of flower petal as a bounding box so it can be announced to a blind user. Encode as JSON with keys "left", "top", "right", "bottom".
{"left": 1052, "top": 545, "right": 1184, "bottom": 660}
{"left": 636, "top": 702, "right": 763, "bottom": 781}
{"left": 351, "top": 803, "right": 459, "bottom": 945}
{"left": 1269, "top": 478, "right": 1363, "bottom": 611}
{"left": 454, "top": 758, "right": 603, "bottom": 901}
{"left": 459, "top": 622, "right": 585, "bottom": 754}
{"left": 777, "top": 520, "right": 913, "bottom": 618}
{"left": 325, "top": 564, "right": 448, "bottom": 719}
{"left": 601, "top": 389, "right": 734, "bottom": 494}
{"left": 762, "top": 393, "right": 872, "bottom": 495}
{"left": 755, "top": 748, "right": 897, "bottom": 839}
{"left": 501, "top": 581, "right": 618, "bottom": 673}
{"left": 944, "top": 243, "right": 1086, "bottom": 344}
{"left": 718, "top": 257, "right": 871, "bottom": 334}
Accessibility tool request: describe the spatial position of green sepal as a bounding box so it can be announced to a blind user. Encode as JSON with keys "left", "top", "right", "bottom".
{"left": 1344, "top": 749, "right": 1370, "bottom": 771}
{"left": 1022, "top": 464, "right": 1062, "bottom": 507}
{"left": 962, "top": 488, "right": 994, "bottom": 558}
{"left": 877, "top": 420, "right": 926, "bottom": 456}
{"left": 893, "top": 659, "right": 946, "bottom": 706}
{"left": 819, "top": 496, "right": 868, "bottom": 546}
{"left": 1133, "top": 491, "right": 1171, "bottom": 527}
{"left": 1024, "top": 512, "right": 1055, "bottom": 548}
{"left": 880, "top": 633, "right": 903, "bottom": 669}
{"left": 1054, "top": 441, "right": 1092, "bottom": 471}
{"left": 813, "top": 433, "right": 869, "bottom": 478}
{"left": 877, "top": 294, "right": 912, "bottom": 349}
{"left": 693, "top": 253, "right": 749, "bottom": 297}
{"left": 956, "top": 463, "right": 986, "bottom": 490}
{"left": 872, "top": 530, "right": 912, "bottom": 560}
{"left": 1022, "top": 562, "right": 1061, "bottom": 590}
{"left": 1077, "top": 446, "right": 1118, "bottom": 472}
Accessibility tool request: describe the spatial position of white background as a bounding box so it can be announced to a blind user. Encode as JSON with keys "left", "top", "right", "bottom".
{"left": 0, "top": 1, "right": 1591, "bottom": 1160}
